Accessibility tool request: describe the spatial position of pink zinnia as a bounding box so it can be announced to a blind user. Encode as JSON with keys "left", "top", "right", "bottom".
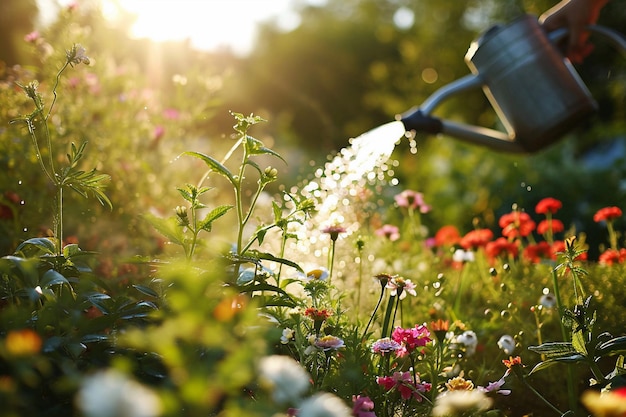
{"left": 391, "top": 324, "right": 432, "bottom": 356}
{"left": 375, "top": 224, "right": 400, "bottom": 241}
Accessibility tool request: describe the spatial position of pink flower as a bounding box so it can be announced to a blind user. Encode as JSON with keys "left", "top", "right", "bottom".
{"left": 352, "top": 395, "right": 376, "bottom": 417}
{"left": 394, "top": 190, "right": 431, "bottom": 213}
{"left": 391, "top": 325, "right": 432, "bottom": 357}
{"left": 314, "top": 335, "right": 345, "bottom": 351}
{"left": 377, "top": 372, "right": 431, "bottom": 401}
{"left": 385, "top": 276, "right": 416, "bottom": 299}
{"left": 375, "top": 224, "right": 400, "bottom": 241}
{"left": 163, "top": 108, "right": 181, "bottom": 120}
{"left": 24, "top": 31, "right": 40, "bottom": 43}
{"left": 322, "top": 224, "right": 347, "bottom": 241}
{"left": 370, "top": 337, "right": 402, "bottom": 355}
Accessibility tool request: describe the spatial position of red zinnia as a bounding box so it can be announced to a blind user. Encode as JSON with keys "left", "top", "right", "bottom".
{"left": 535, "top": 198, "right": 562, "bottom": 214}
{"left": 499, "top": 211, "right": 536, "bottom": 238}
{"left": 523, "top": 241, "right": 553, "bottom": 263}
{"left": 459, "top": 229, "right": 493, "bottom": 250}
{"left": 593, "top": 206, "right": 622, "bottom": 223}
{"left": 434, "top": 225, "right": 461, "bottom": 247}
{"left": 485, "top": 237, "right": 519, "bottom": 259}
{"left": 598, "top": 248, "right": 626, "bottom": 265}
{"left": 537, "top": 219, "right": 564, "bottom": 235}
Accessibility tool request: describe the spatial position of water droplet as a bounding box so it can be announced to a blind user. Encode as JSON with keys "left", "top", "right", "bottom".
{"left": 500, "top": 310, "right": 511, "bottom": 320}
{"left": 22, "top": 227, "right": 28, "bottom": 232}
{"left": 18, "top": 180, "right": 22, "bottom": 185}
{"left": 432, "top": 281, "right": 441, "bottom": 289}
{"left": 19, "top": 200, "right": 25, "bottom": 205}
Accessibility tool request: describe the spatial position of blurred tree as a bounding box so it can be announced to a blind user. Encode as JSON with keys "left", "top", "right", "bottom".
{"left": 217, "top": 0, "right": 625, "bottom": 243}
{"left": 0, "top": 0, "right": 38, "bottom": 65}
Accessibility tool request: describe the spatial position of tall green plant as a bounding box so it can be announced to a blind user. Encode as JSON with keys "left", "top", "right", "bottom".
{"left": 11, "top": 44, "right": 112, "bottom": 256}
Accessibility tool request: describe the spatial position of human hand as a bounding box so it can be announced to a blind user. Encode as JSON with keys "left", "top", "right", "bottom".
{"left": 539, "top": 0, "right": 609, "bottom": 63}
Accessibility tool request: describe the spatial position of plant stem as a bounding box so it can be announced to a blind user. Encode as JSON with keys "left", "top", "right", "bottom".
{"left": 56, "top": 186, "right": 63, "bottom": 256}
{"left": 551, "top": 268, "right": 577, "bottom": 413}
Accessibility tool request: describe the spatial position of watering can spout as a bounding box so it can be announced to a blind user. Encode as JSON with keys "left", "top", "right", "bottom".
{"left": 399, "top": 108, "right": 526, "bottom": 154}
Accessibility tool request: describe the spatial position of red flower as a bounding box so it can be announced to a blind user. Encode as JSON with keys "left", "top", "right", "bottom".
{"left": 502, "top": 356, "right": 523, "bottom": 369}
{"left": 460, "top": 229, "right": 493, "bottom": 249}
{"left": 535, "top": 198, "right": 562, "bottom": 214}
{"left": 304, "top": 307, "right": 332, "bottom": 321}
{"left": 499, "top": 211, "right": 536, "bottom": 238}
{"left": 598, "top": 248, "right": 626, "bottom": 265}
{"left": 537, "top": 219, "right": 564, "bottom": 235}
{"left": 593, "top": 206, "right": 622, "bottom": 223}
{"left": 523, "top": 241, "right": 553, "bottom": 263}
{"left": 434, "top": 225, "right": 461, "bottom": 246}
{"left": 485, "top": 237, "right": 519, "bottom": 259}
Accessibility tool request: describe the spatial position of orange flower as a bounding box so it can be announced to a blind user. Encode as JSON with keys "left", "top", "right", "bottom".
{"left": 502, "top": 356, "right": 523, "bottom": 369}
{"left": 305, "top": 307, "right": 332, "bottom": 321}
{"left": 5, "top": 329, "right": 42, "bottom": 356}
{"left": 434, "top": 225, "right": 461, "bottom": 247}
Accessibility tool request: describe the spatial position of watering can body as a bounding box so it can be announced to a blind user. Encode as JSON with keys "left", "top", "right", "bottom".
{"left": 400, "top": 14, "right": 626, "bottom": 153}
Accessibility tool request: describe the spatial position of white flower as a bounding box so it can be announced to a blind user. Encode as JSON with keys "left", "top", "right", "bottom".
{"left": 497, "top": 335, "right": 516, "bottom": 355}
{"left": 75, "top": 369, "right": 161, "bottom": 417}
{"left": 298, "top": 393, "right": 352, "bottom": 417}
{"left": 281, "top": 328, "right": 295, "bottom": 344}
{"left": 431, "top": 390, "right": 493, "bottom": 417}
{"left": 455, "top": 330, "right": 478, "bottom": 356}
{"left": 300, "top": 267, "right": 329, "bottom": 281}
{"left": 453, "top": 249, "right": 475, "bottom": 263}
{"left": 539, "top": 292, "right": 557, "bottom": 308}
{"left": 258, "top": 355, "right": 310, "bottom": 404}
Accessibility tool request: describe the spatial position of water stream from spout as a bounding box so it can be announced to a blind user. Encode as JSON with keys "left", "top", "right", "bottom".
{"left": 290, "top": 120, "right": 409, "bottom": 260}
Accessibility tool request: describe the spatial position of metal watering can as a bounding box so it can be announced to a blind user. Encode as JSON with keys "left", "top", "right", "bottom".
{"left": 399, "top": 14, "right": 626, "bottom": 153}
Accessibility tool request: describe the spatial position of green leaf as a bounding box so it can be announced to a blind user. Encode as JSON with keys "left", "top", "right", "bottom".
{"left": 528, "top": 354, "right": 586, "bottom": 375}
{"left": 199, "top": 205, "right": 233, "bottom": 232}
{"left": 40, "top": 269, "right": 70, "bottom": 288}
{"left": 528, "top": 342, "right": 577, "bottom": 359}
{"left": 177, "top": 186, "right": 194, "bottom": 203}
{"left": 183, "top": 151, "right": 235, "bottom": 185}
{"left": 572, "top": 328, "right": 588, "bottom": 356}
{"left": 272, "top": 201, "right": 282, "bottom": 223}
{"left": 596, "top": 336, "right": 626, "bottom": 358}
{"left": 81, "top": 334, "right": 110, "bottom": 344}
{"left": 15, "top": 238, "right": 57, "bottom": 257}
{"left": 245, "top": 250, "right": 303, "bottom": 273}
{"left": 132, "top": 284, "right": 159, "bottom": 298}
{"left": 143, "top": 213, "right": 185, "bottom": 246}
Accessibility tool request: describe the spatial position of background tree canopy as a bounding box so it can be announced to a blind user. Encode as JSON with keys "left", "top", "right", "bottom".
{"left": 1, "top": 0, "right": 625, "bottom": 258}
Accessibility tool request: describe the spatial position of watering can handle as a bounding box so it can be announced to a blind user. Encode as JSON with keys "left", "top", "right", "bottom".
{"left": 547, "top": 25, "right": 626, "bottom": 55}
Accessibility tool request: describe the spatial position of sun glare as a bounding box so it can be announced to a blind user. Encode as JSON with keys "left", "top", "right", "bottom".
{"left": 101, "top": 0, "right": 299, "bottom": 55}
